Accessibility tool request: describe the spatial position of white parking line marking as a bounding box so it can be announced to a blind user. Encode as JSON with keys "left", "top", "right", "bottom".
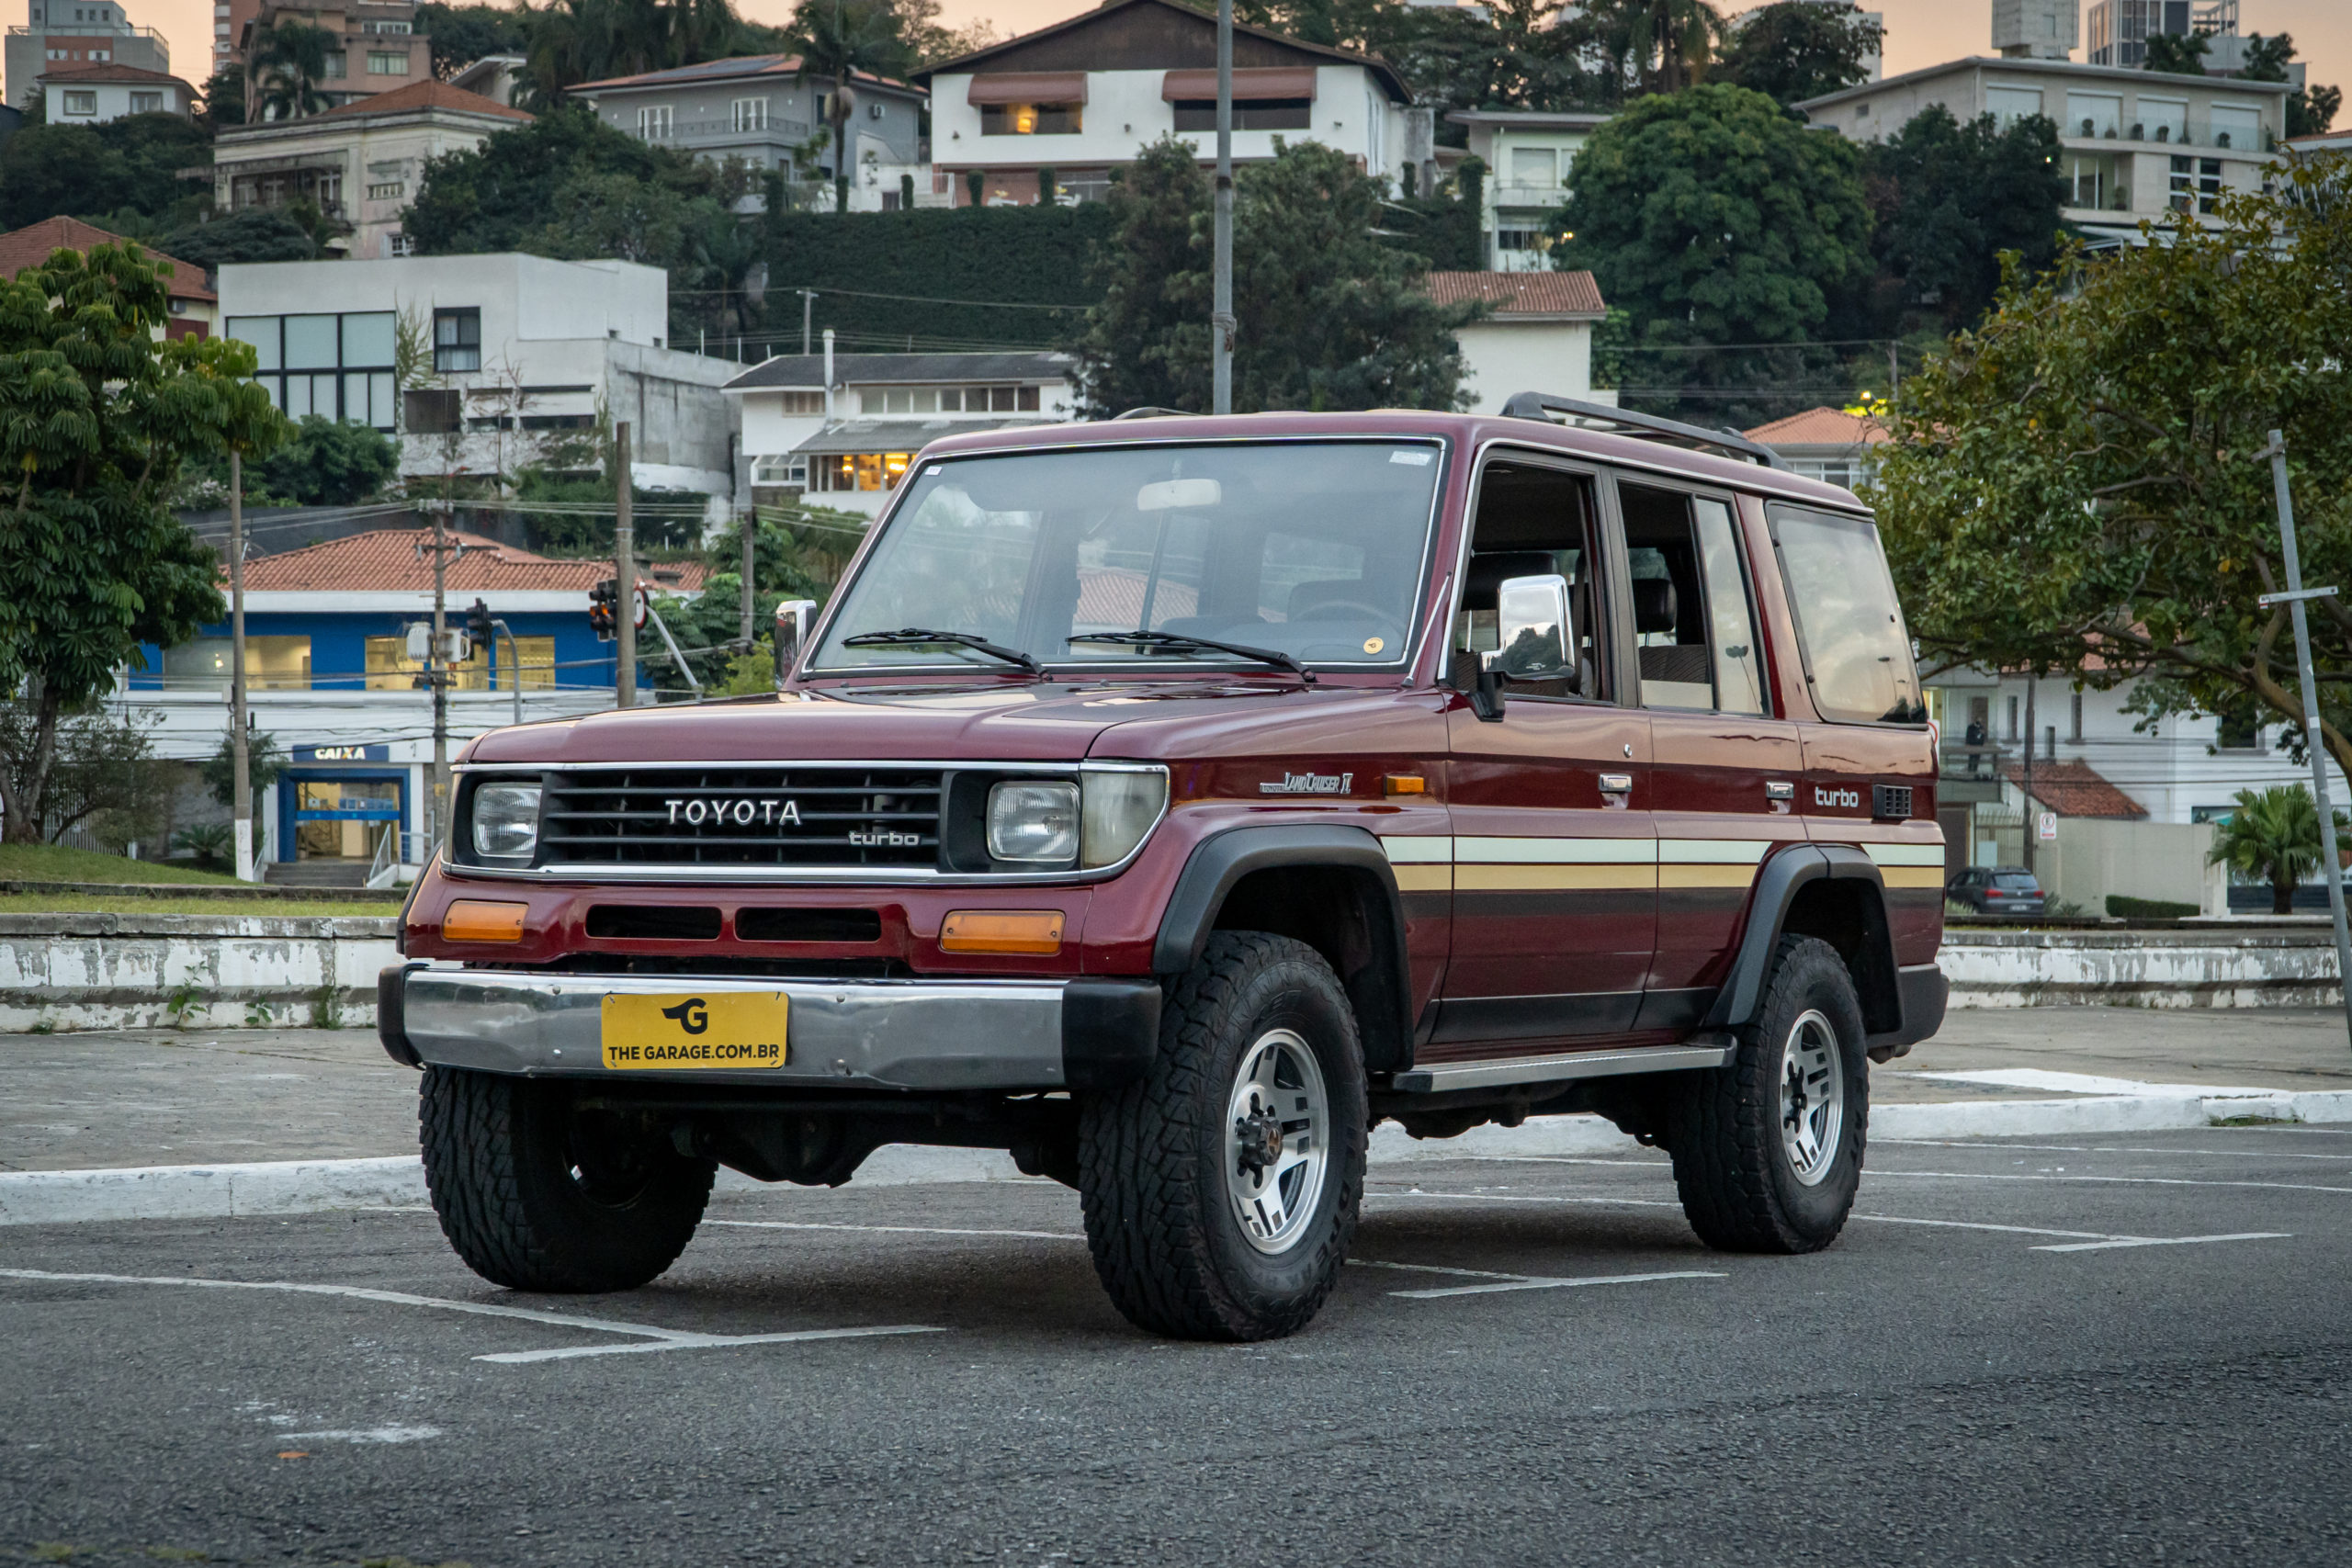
{"left": 1862, "top": 1170, "right": 2352, "bottom": 1197}
{"left": 707, "top": 1219, "right": 1083, "bottom": 1242}
{"left": 2030, "top": 1233, "right": 2292, "bottom": 1254}
{"left": 1352, "top": 1258, "right": 1533, "bottom": 1280}
{"left": 1897, "top": 1068, "right": 2290, "bottom": 1099}
{"left": 0, "top": 1268, "right": 944, "bottom": 1361}
{"left": 1877, "top": 1139, "right": 2352, "bottom": 1164}
{"left": 1388, "top": 1269, "right": 1726, "bottom": 1300}
{"left": 278, "top": 1427, "right": 441, "bottom": 1444}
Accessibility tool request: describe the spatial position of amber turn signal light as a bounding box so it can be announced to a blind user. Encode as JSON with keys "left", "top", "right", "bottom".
{"left": 940, "top": 909, "right": 1065, "bottom": 955}
{"left": 442, "top": 899, "right": 528, "bottom": 943}
{"left": 1384, "top": 774, "right": 1427, "bottom": 795}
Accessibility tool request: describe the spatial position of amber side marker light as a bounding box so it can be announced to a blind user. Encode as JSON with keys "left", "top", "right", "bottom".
{"left": 940, "top": 909, "right": 1065, "bottom": 955}
{"left": 1384, "top": 774, "right": 1427, "bottom": 795}
{"left": 443, "top": 900, "right": 528, "bottom": 942}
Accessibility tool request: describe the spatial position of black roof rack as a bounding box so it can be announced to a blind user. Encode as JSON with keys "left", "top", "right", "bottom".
{"left": 1112, "top": 406, "right": 1196, "bottom": 420}
{"left": 1498, "top": 391, "right": 1791, "bottom": 471}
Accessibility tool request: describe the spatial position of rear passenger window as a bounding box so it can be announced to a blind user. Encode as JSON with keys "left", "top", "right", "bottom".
{"left": 1618, "top": 482, "right": 1766, "bottom": 715}
{"left": 1767, "top": 503, "right": 1925, "bottom": 725}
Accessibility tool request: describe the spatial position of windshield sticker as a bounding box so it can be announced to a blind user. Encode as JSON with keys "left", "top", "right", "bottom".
{"left": 1389, "top": 450, "right": 1433, "bottom": 466}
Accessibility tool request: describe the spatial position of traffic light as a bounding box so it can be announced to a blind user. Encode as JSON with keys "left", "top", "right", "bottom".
{"left": 465, "top": 597, "right": 493, "bottom": 649}
{"left": 589, "top": 578, "right": 617, "bottom": 641}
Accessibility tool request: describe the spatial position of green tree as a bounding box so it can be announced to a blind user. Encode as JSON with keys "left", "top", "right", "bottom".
{"left": 2241, "top": 33, "right": 2342, "bottom": 141}
{"left": 1073, "top": 139, "right": 1474, "bottom": 415}
{"left": 1552, "top": 83, "right": 1871, "bottom": 422}
{"left": 201, "top": 729, "right": 288, "bottom": 850}
{"left": 0, "top": 243, "right": 285, "bottom": 842}
{"left": 1872, "top": 153, "right": 2352, "bottom": 789}
{"left": 516, "top": 0, "right": 743, "bottom": 104}
{"left": 199, "top": 66, "right": 247, "bottom": 129}
{"left": 251, "top": 20, "right": 342, "bottom": 119}
{"left": 1577, "top": 0, "right": 1725, "bottom": 97}
{"left": 782, "top": 0, "right": 916, "bottom": 214}
{"left": 155, "top": 211, "right": 321, "bottom": 266}
{"left": 1862, "top": 105, "right": 2068, "bottom": 329}
{"left": 1713, "top": 0, "right": 1882, "bottom": 105}
{"left": 2140, "top": 29, "right": 2210, "bottom": 76}
{"left": 0, "top": 114, "right": 215, "bottom": 231}
{"left": 417, "top": 2, "right": 535, "bottom": 77}
{"left": 2208, "top": 785, "right": 2345, "bottom": 915}
{"left": 255, "top": 415, "right": 401, "bottom": 504}
{"left": 0, "top": 703, "right": 169, "bottom": 845}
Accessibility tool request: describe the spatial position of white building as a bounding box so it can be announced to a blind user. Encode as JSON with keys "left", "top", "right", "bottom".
{"left": 1746, "top": 406, "right": 1887, "bottom": 490}
{"left": 1799, "top": 56, "right": 2289, "bottom": 245}
{"left": 34, "top": 59, "right": 190, "bottom": 120}
{"left": 1444, "top": 110, "right": 1608, "bottom": 271}
{"left": 918, "top": 0, "right": 1432, "bottom": 207}
{"left": 6, "top": 0, "right": 171, "bottom": 109}
{"left": 1992, "top": 0, "right": 2078, "bottom": 61}
{"left": 1424, "top": 271, "right": 1607, "bottom": 414}
{"left": 218, "top": 254, "right": 742, "bottom": 505}
{"left": 729, "top": 344, "right": 1078, "bottom": 517}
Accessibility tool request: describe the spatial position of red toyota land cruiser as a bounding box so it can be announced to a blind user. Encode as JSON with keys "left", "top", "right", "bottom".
{"left": 379, "top": 396, "right": 1946, "bottom": 1342}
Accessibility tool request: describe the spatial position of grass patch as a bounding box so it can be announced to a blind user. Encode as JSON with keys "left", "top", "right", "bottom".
{"left": 0, "top": 894, "right": 398, "bottom": 917}
{"left": 0, "top": 843, "right": 243, "bottom": 886}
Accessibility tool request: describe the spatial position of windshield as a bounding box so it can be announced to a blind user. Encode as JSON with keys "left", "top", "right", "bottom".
{"left": 1991, "top": 873, "right": 2040, "bottom": 890}
{"left": 810, "top": 441, "right": 1443, "bottom": 674}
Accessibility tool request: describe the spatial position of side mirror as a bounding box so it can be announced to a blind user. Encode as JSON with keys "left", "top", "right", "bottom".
{"left": 774, "top": 598, "right": 817, "bottom": 685}
{"left": 1489, "top": 574, "right": 1572, "bottom": 680}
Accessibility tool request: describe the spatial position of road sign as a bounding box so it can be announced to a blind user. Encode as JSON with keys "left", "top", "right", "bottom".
{"left": 2037, "top": 811, "right": 2058, "bottom": 842}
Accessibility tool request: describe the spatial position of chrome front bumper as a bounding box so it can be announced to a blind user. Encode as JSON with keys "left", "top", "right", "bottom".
{"left": 384, "top": 965, "right": 1161, "bottom": 1092}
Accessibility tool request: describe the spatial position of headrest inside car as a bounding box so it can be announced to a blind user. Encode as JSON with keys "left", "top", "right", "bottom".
{"left": 1633, "top": 578, "right": 1678, "bottom": 634}
{"left": 1464, "top": 551, "right": 1556, "bottom": 609}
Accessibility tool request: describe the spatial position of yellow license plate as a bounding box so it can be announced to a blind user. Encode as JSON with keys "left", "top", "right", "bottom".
{"left": 601, "top": 992, "right": 788, "bottom": 1070}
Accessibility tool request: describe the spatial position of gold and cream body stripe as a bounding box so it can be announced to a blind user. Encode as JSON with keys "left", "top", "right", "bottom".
{"left": 1860, "top": 840, "right": 1947, "bottom": 888}
{"left": 1377, "top": 837, "right": 1779, "bottom": 891}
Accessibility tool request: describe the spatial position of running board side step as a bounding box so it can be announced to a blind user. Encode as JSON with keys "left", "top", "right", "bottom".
{"left": 1391, "top": 1040, "right": 1734, "bottom": 1093}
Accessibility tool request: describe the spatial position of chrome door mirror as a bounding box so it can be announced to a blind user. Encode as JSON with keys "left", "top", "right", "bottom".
{"left": 1487, "top": 573, "right": 1572, "bottom": 680}
{"left": 774, "top": 598, "right": 817, "bottom": 684}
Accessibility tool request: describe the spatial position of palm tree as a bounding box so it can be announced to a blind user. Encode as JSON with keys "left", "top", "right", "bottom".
{"left": 518, "top": 0, "right": 741, "bottom": 106}
{"left": 250, "top": 20, "right": 339, "bottom": 121}
{"left": 1581, "top": 0, "right": 1724, "bottom": 96}
{"left": 783, "top": 0, "right": 912, "bottom": 213}
{"left": 2209, "top": 784, "right": 2348, "bottom": 915}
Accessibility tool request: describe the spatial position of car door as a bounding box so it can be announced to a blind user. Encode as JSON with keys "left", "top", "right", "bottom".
{"left": 1610, "top": 477, "right": 1810, "bottom": 1032}
{"left": 1437, "top": 452, "right": 1656, "bottom": 1052}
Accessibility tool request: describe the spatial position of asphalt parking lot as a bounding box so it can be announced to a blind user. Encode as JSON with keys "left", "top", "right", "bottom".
{"left": 6, "top": 1124, "right": 2351, "bottom": 1566}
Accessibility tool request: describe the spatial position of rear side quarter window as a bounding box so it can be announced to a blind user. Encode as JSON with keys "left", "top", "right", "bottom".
{"left": 1766, "top": 503, "right": 1925, "bottom": 725}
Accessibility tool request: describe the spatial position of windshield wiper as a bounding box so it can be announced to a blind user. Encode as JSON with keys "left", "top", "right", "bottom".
{"left": 842, "top": 626, "right": 1041, "bottom": 673}
{"left": 1067, "top": 629, "right": 1315, "bottom": 684}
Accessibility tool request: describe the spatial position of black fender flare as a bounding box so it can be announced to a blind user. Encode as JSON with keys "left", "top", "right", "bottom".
{"left": 1152, "top": 823, "right": 1414, "bottom": 1070}
{"left": 1703, "top": 843, "right": 1899, "bottom": 1034}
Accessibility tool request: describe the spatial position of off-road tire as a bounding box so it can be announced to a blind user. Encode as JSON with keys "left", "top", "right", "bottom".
{"left": 421, "top": 1065, "right": 716, "bottom": 1292}
{"left": 1667, "top": 935, "right": 1868, "bottom": 1254}
{"left": 1078, "top": 931, "right": 1369, "bottom": 1341}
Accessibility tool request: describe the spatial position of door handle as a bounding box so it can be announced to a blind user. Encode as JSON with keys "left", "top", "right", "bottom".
{"left": 1765, "top": 781, "right": 1795, "bottom": 801}
{"left": 1599, "top": 773, "right": 1633, "bottom": 795}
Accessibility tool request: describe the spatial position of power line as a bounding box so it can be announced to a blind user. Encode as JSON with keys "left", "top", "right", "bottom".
{"left": 672, "top": 284, "right": 1088, "bottom": 312}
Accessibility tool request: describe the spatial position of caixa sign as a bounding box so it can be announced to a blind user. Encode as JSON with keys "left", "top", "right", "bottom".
{"left": 299, "top": 744, "right": 390, "bottom": 763}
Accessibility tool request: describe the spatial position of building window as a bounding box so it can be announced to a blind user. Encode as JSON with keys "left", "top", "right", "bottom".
{"left": 403, "top": 387, "right": 459, "bottom": 433}
{"left": 771, "top": 389, "right": 823, "bottom": 415}
{"left": 129, "top": 90, "right": 161, "bottom": 113}
{"left": 2070, "top": 690, "right": 2084, "bottom": 742}
{"left": 1170, "top": 98, "right": 1308, "bottom": 132}
{"left": 808, "top": 452, "right": 915, "bottom": 491}
{"left": 1495, "top": 227, "right": 1549, "bottom": 254}
{"left": 2171, "top": 155, "right": 2222, "bottom": 214}
{"left": 433, "top": 308, "right": 481, "bottom": 373}
{"left": 322, "top": 51, "right": 346, "bottom": 78}
{"left": 158, "top": 636, "right": 312, "bottom": 692}
{"left": 731, "top": 96, "right": 766, "bottom": 132}
{"left": 937, "top": 385, "right": 1039, "bottom": 413}
{"left": 1985, "top": 85, "right": 2044, "bottom": 130}
{"left": 2064, "top": 91, "right": 2122, "bottom": 139}
{"left": 367, "top": 181, "right": 402, "bottom": 199}
{"left": 224, "top": 311, "right": 399, "bottom": 429}
{"left": 861, "top": 387, "right": 943, "bottom": 414}
{"left": 2217, "top": 703, "right": 2265, "bottom": 752}
{"left": 388, "top": 231, "right": 414, "bottom": 256}
{"left": 2209, "top": 104, "right": 2260, "bottom": 151}
{"left": 752, "top": 455, "right": 806, "bottom": 485}
{"left": 2007, "top": 694, "right": 2019, "bottom": 740}
{"left": 361, "top": 18, "right": 412, "bottom": 31}
{"left": 61, "top": 90, "right": 96, "bottom": 116}
{"left": 367, "top": 51, "right": 408, "bottom": 74}
{"left": 981, "top": 101, "right": 1082, "bottom": 135}
{"left": 636, "top": 105, "right": 673, "bottom": 139}
{"left": 1506, "top": 146, "right": 1555, "bottom": 190}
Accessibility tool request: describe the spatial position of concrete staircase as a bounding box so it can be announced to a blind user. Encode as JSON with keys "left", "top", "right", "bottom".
{"left": 263, "top": 860, "right": 372, "bottom": 888}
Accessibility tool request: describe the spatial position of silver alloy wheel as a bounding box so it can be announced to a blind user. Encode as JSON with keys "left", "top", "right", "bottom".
{"left": 1223, "top": 1027, "right": 1330, "bottom": 1255}
{"left": 1779, "top": 1008, "right": 1846, "bottom": 1186}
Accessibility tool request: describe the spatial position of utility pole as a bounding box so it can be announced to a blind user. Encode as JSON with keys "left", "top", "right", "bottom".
{"left": 2019, "top": 674, "right": 2037, "bottom": 879}
{"left": 229, "top": 453, "right": 254, "bottom": 883}
{"left": 1887, "top": 342, "right": 1899, "bottom": 405}
{"left": 1211, "top": 0, "right": 1234, "bottom": 416}
{"left": 740, "top": 514, "right": 756, "bottom": 649}
{"left": 429, "top": 502, "right": 451, "bottom": 852}
{"left": 615, "top": 420, "right": 637, "bottom": 708}
{"left": 801, "top": 290, "right": 816, "bottom": 356}
{"left": 2256, "top": 431, "right": 2352, "bottom": 1046}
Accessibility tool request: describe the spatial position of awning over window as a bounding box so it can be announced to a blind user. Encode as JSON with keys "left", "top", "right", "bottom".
{"left": 1160, "top": 67, "right": 1317, "bottom": 102}
{"left": 967, "top": 72, "right": 1087, "bottom": 106}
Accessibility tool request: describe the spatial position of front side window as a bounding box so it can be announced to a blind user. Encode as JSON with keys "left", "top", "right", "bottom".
{"left": 1456, "top": 459, "right": 1605, "bottom": 701}
{"left": 812, "top": 442, "right": 1442, "bottom": 674}
{"left": 433, "top": 307, "right": 481, "bottom": 373}
{"left": 1767, "top": 503, "right": 1924, "bottom": 725}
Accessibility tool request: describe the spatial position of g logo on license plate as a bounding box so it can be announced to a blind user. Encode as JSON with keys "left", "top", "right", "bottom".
{"left": 660, "top": 997, "right": 709, "bottom": 1034}
{"left": 602, "top": 993, "right": 788, "bottom": 1069}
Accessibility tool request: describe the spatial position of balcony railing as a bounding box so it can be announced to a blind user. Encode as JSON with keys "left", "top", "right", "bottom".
{"left": 2059, "top": 118, "right": 2273, "bottom": 153}
{"left": 638, "top": 118, "right": 815, "bottom": 145}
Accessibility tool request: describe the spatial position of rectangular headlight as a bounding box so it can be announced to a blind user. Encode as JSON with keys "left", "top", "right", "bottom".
{"left": 1081, "top": 769, "right": 1168, "bottom": 868}
{"left": 987, "top": 781, "right": 1080, "bottom": 863}
{"left": 471, "top": 782, "right": 541, "bottom": 861}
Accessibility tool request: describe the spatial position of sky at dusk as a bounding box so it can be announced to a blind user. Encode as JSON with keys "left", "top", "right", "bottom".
{"left": 93, "top": 0, "right": 2352, "bottom": 118}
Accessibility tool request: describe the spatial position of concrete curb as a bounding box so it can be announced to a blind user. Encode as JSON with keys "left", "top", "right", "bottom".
{"left": 9, "top": 1088, "right": 2350, "bottom": 1227}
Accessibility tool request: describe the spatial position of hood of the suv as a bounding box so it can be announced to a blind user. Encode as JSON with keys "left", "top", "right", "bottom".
{"left": 459, "top": 678, "right": 1347, "bottom": 766}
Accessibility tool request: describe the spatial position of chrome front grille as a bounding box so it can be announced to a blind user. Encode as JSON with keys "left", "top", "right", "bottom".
{"left": 537, "top": 767, "right": 944, "bottom": 869}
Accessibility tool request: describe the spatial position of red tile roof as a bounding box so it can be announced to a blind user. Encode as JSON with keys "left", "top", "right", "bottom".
{"left": 310, "top": 79, "right": 532, "bottom": 122}
{"left": 240, "top": 530, "right": 709, "bottom": 594}
{"left": 0, "top": 217, "right": 213, "bottom": 302}
{"left": 573, "top": 53, "right": 915, "bottom": 94}
{"left": 1423, "top": 270, "right": 1606, "bottom": 317}
{"left": 2002, "top": 760, "right": 2148, "bottom": 819}
{"left": 1745, "top": 407, "right": 1891, "bottom": 447}
{"left": 36, "top": 61, "right": 198, "bottom": 95}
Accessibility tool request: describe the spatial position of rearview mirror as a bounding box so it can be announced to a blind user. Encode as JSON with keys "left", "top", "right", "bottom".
{"left": 1487, "top": 574, "right": 1571, "bottom": 681}
{"left": 774, "top": 598, "right": 817, "bottom": 684}
{"left": 1136, "top": 478, "right": 1221, "bottom": 512}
